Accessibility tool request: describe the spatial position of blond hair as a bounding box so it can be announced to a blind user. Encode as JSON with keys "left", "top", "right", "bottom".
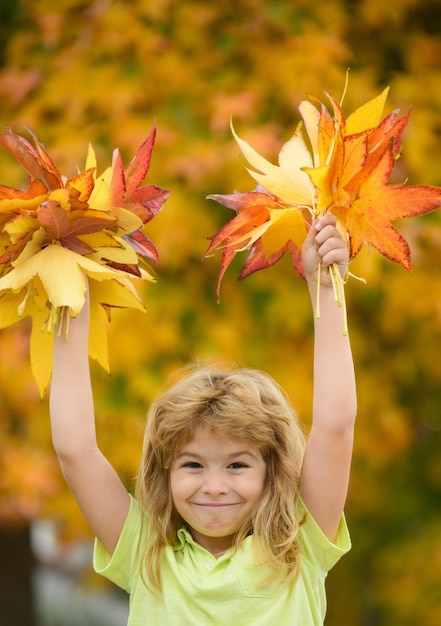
{"left": 135, "top": 364, "right": 306, "bottom": 590}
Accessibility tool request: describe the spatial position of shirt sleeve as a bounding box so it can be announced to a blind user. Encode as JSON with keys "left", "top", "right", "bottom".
{"left": 296, "top": 498, "right": 351, "bottom": 573}
{"left": 93, "top": 495, "right": 147, "bottom": 592}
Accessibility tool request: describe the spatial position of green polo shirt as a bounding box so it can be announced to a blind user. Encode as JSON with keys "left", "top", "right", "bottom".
{"left": 94, "top": 496, "right": 350, "bottom": 625}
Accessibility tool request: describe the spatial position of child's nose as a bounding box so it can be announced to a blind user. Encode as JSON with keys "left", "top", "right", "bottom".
{"left": 202, "top": 471, "right": 229, "bottom": 495}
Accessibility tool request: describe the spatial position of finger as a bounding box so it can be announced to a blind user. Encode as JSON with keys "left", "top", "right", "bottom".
{"left": 314, "top": 224, "right": 341, "bottom": 247}
{"left": 320, "top": 248, "right": 347, "bottom": 268}
{"left": 315, "top": 214, "right": 337, "bottom": 232}
{"left": 318, "top": 239, "right": 348, "bottom": 267}
{"left": 304, "top": 219, "right": 320, "bottom": 247}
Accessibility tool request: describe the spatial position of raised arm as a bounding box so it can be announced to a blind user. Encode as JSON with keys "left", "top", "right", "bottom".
{"left": 300, "top": 214, "right": 357, "bottom": 541}
{"left": 50, "top": 287, "right": 130, "bottom": 554}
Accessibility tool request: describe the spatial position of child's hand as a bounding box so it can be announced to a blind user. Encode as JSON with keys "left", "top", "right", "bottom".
{"left": 302, "top": 214, "right": 349, "bottom": 289}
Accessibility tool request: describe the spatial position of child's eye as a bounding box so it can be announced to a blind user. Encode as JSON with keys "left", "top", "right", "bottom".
{"left": 228, "top": 462, "right": 248, "bottom": 469}
{"left": 183, "top": 461, "right": 203, "bottom": 469}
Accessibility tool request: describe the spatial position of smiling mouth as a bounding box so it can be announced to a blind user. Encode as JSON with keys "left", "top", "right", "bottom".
{"left": 193, "top": 502, "right": 240, "bottom": 507}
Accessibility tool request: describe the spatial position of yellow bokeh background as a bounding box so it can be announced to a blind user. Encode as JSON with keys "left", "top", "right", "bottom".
{"left": 1, "top": 1, "right": 441, "bottom": 623}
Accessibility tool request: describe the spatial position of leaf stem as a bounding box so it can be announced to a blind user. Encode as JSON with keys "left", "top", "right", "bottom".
{"left": 315, "top": 261, "right": 348, "bottom": 336}
{"left": 329, "top": 261, "right": 348, "bottom": 336}
{"left": 315, "top": 262, "right": 321, "bottom": 318}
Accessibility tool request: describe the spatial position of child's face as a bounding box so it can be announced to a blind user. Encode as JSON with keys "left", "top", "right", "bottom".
{"left": 170, "top": 427, "right": 267, "bottom": 556}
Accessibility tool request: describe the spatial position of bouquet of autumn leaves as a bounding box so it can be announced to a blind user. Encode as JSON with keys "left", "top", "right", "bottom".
{"left": 206, "top": 87, "right": 441, "bottom": 328}
{"left": 0, "top": 125, "right": 168, "bottom": 396}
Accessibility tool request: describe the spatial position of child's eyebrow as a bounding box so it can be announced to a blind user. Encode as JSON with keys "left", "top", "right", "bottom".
{"left": 175, "top": 450, "right": 259, "bottom": 461}
{"left": 174, "top": 451, "right": 203, "bottom": 460}
{"left": 227, "top": 451, "right": 259, "bottom": 460}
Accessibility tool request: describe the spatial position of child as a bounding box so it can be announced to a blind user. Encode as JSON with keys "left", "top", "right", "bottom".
{"left": 50, "top": 213, "right": 356, "bottom": 625}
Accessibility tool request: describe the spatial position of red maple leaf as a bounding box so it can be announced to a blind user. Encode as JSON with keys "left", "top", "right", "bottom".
{"left": 110, "top": 124, "right": 169, "bottom": 226}
{"left": 206, "top": 189, "right": 307, "bottom": 299}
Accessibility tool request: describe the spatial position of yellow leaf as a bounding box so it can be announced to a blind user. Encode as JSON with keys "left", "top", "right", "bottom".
{"left": 0, "top": 195, "right": 47, "bottom": 214}
{"left": 139, "top": 266, "right": 156, "bottom": 282}
{"left": 84, "top": 143, "right": 97, "bottom": 171}
{"left": 0, "top": 244, "right": 120, "bottom": 314}
{"left": 0, "top": 291, "right": 24, "bottom": 328}
{"left": 4, "top": 215, "right": 39, "bottom": 244}
{"left": 88, "top": 165, "right": 112, "bottom": 211}
{"left": 46, "top": 188, "right": 73, "bottom": 211}
{"left": 248, "top": 169, "right": 313, "bottom": 206}
{"left": 303, "top": 165, "right": 334, "bottom": 214}
{"left": 88, "top": 278, "right": 146, "bottom": 370}
{"left": 262, "top": 208, "right": 306, "bottom": 256}
{"left": 278, "top": 126, "right": 315, "bottom": 196}
{"left": 29, "top": 245, "right": 86, "bottom": 312}
{"left": 298, "top": 101, "right": 321, "bottom": 165}
{"left": 30, "top": 307, "right": 53, "bottom": 398}
{"left": 11, "top": 227, "right": 46, "bottom": 265}
{"left": 112, "top": 206, "right": 143, "bottom": 235}
{"left": 90, "top": 236, "right": 139, "bottom": 265}
{"left": 231, "top": 122, "right": 313, "bottom": 206}
{"left": 346, "top": 86, "right": 390, "bottom": 135}
{"left": 77, "top": 231, "right": 123, "bottom": 249}
{"left": 88, "top": 292, "right": 110, "bottom": 371}
{"left": 90, "top": 276, "right": 146, "bottom": 311}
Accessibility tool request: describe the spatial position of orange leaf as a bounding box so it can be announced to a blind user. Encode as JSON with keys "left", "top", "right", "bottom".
{"left": 0, "top": 127, "right": 62, "bottom": 189}
{"left": 0, "top": 179, "right": 47, "bottom": 200}
{"left": 205, "top": 190, "right": 306, "bottom": 299}
{"left": 344, "top": 109, "right": 411, "bottom": 196}
{"left": 65, "top": 168, "right": 96, "bottom": 202}
{"left": 333, "top": 145, "right": 441, "bottom": 267}
{"left": 240, "top": 237, "right": 305, "bottom": 282}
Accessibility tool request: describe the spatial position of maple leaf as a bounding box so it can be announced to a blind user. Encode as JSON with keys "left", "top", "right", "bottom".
{"left": 88, "top": 124, "right": 169, "bottom": 266}
{"left": 110, "top": 126, "right": 162, "bottom": 219}
{"left": 123, "top": 230, "right": 158, "bottom": 263}
{"left": 206, "top": 85, "right": 441, "bottom": 303}
{"left": 0, "top": 127, "right": 62, "bottom": 189}
{"left": 206, "top": 189, "right": 307, "bottom": 300}
{"left": 0, "top": 126, "right": 168, "bottom": 395}
{"left": 333, "top": 142, "right": 441, "bottom": 267}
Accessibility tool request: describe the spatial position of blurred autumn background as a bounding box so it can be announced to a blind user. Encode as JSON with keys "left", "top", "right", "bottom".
{"left": 1, "top": 0, "right": 441, "bottom": 624}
